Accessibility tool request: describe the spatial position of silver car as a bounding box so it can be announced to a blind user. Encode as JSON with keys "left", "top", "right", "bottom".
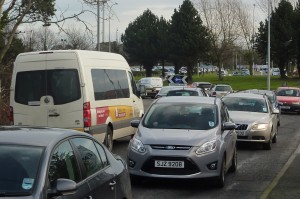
{"left": 222, "top": 93, "right": 280, "bottom": 150}
{"left": 127, "top": 96, "right": 237, "bottom": 188}
{"left": 209, "top": 84, "right": 233, "bottom": 97}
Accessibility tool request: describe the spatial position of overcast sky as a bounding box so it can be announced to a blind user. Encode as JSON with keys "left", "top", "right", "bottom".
{"left": 52, "top": 0, "right": 266, "bottom": 43}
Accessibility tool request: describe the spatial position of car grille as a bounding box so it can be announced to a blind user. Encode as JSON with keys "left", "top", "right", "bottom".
{"left": 237, "top": 136, "right": 248, "bottom": 139}
{"left": 235, "top": 124, "right": 248, "bottom": 130}
{"left": 141, "top": 156, "right": 200, "bottom": 175}
{"left": 150, "top": 145, "right": 191, "bottom": 150}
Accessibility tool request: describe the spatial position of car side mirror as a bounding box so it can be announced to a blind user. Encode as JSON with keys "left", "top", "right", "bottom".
{"left": 48, "top": 178, "right": 77, "bottom": 197}
{"left": 272, "top": 108, "right": 280, "bottom": 114}
{"left": 130, "top": 120, "right": 140, "bottom": 128}
{"left": 222, "top": 122, "right": 236, "bottom": 130}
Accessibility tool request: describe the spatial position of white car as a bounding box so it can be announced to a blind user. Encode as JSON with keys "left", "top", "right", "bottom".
{"left": 272, "top": 68, "right": 280, "bottom": 76}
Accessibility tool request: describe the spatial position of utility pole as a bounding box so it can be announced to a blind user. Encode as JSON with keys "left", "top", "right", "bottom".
{"left": 267, "top": 0, "right": 271, "bottom": 90}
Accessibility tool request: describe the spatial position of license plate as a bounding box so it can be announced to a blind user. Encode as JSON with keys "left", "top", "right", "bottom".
{"left": 281, "top": 106, "right": 290, "bottom": 109}
{"left": 237, "top": 131, "right": 246, "bottom": 136}
{"left": 154, "top": 160, "right": 184, "bottom": 168}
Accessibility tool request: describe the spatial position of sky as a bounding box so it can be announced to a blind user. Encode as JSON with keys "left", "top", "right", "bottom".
{"left": 49, "top": 0, "right": 267, "bottom": 43}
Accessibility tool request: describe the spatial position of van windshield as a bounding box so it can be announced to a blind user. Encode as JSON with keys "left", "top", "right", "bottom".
{"left": 15, "top": 69, "right": 81, "bottom": 105}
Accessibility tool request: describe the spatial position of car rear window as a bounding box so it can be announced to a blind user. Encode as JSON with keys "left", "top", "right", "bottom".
{"left": 15, "top": 69, "right": 81, "bottom": 105}
{"left": 223, "top": 97, "right": 268, "bottom": 113}
{"left": 0, "top": 145, "right": 43, "bottom": 194}
{"left": 143, "top": 103, "right": 218, "bottom": 130}
{"left": 215, "top": 86, "right": 231, "bottom": 92}
{"left": 167, "top": 90, "right": 199, "bottom": 96}
{"left": 276, "top": 89, "right": 299, "bottom": 97}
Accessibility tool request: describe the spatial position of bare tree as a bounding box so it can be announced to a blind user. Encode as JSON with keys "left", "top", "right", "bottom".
{"left": 0, "top": 0, "right": 94, "bottom": 63}
{"left": 255, "top": 0, "right": 297, "bottom": 13}
{"left": 193, "top": 0, "right": 245, "bottom": 79}
{"left": 64, "top": 27, "right": 93, "bottom": 50}
{"left": 34, "top": 27, "right": 59, "bottom": 51}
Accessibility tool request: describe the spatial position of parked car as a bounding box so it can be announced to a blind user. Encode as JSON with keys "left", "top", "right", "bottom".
{"left": 222, "top": 93, "right": 280, "bottom": 150}
{"left": 216, "top": 70, "right": 228, "bottom": 76}
{"left": 0, "top": 126, "right": 132, "bottom": 199}
{"left": 128, "top": 96, "right": 237, "bottom": 188}
{"left": 240, "top": 89, "right": 281, "bottom": 126}
{"left": 241, "top": 68, "right": 250, "bottom": 75}
{"left": 272, "top": 68, "right": 280, "bottom": 76}
{"left": 209, "top": 84, "right": 233, "bottom": 97}
{"left": 166, "top": 87, "right": 208, "bottom": 97}
{"left": 275, "top": 87, "right": 300, "bottom": 114}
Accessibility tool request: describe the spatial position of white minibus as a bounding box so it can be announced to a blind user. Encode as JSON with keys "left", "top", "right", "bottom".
{"left": 10, "top": 50, "right": 144, "bottom": 150}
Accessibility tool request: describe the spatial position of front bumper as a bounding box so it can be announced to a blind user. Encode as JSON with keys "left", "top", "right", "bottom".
{"left": 127, "top": 145, "right": 222, "bottom": 179}
{"left": 236, "top": 127, "right": 271, "bottom": 143}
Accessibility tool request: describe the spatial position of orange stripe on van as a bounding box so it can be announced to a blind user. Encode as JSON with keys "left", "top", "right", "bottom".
{"left": 96, "top": 106, "right": 133, "bottom": 125}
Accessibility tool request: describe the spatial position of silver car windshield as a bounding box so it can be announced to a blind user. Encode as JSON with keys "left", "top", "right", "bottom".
{"left": 223, "top": 97, "right": 268, "bottom": 113}
{"left": 143, "top": 103, "right": 218, "bottom": 130}
{"left": 0, "top": 145, "right": 43, "bottom": 195}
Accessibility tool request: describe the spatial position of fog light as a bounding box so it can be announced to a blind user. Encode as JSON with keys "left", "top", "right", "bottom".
{"left": 207, "top": 161, "right": 218, "bottom": 170}
{"left": 128, "top": 159, "right": 135, "bottom": 168}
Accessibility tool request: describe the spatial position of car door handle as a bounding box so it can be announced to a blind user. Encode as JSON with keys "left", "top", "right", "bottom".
{"left": 109, "top": 180, "right": 116, "bottom": 186}
{"left": 48, "top": 113, "right": 60, "bottom": 117}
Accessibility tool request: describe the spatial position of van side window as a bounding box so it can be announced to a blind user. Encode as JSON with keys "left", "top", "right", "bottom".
{"left": 15, "top": 69, "right": 81, "bottom": 105}
{"left": 91, "top": 69, "right": 130, "bottom": 100}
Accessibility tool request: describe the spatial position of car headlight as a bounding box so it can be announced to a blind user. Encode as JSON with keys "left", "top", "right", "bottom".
{"left": 292, "top": 102, "right": 300, "bottom": 105}
{"left": 130, "top": 137, "right": 146, "bottom": 153}
{"left": 195, "top": 140, "right": 217, "bottom": 155}
{"left": 252, "top": 123, "right": 268, "bottom": 130}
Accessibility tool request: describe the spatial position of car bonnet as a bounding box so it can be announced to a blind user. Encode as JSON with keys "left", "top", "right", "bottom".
{"left": 136, "top": 126, "right": 217, "bottom": 146}
{"left": 228, "top": 111, "right": 270, "bottom": 124}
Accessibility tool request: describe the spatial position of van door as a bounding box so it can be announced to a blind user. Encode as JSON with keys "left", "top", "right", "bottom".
{"left": 13, "top": 57, "right": 48, "bottom": 126}
{"left": 45, "top": 54, "right": 83, "bottom": 129}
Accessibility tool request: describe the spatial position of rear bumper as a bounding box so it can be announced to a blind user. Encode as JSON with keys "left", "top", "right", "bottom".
{"left": 279, "top": 104, "right": 300, "bottom": 113}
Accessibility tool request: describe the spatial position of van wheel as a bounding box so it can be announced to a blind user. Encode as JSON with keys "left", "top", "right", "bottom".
{"left": 104, "top": 127, "right": 113, "bottom": 151}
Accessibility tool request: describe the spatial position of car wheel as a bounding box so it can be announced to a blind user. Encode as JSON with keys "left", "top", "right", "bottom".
{"left": 272, "top": 126, "right": 278, "bottom": 143}
{"left": 216, "top": 156, "right": 226, "bottom": 188}
{"left": 104, "top": 127, "right": 113, "bottom": 151}
{"left": 263, "top": 135, "right": 272, "bottom": 150}
{"left": 228, "top": 146, "right": 237, "bottom": 173}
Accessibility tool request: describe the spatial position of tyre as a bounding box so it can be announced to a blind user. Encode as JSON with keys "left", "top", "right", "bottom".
{"left": 228, "top": 147, "right": 237, "bottom": 173}
{"left": 272, "top": 126, "right": 278, "bottom": 143}
{"left": 263, "top": 134, "right": 272, "bottom": 150}
{"left": 216, "top": 157, "right": 226, "bottom": 188}
{"left": 104, "top": 127, "right": 113, "bottom": 151}
{"left": 130, "top": 174, "right": 141, "bottom": 185}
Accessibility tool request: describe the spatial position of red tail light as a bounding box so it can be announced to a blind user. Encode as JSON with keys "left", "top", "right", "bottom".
{"left": 9, "top": 106, "right": 14, "bottom": 125}
{"left": 83, "top": 102, "right": 91, "bottom": 127}
{"left": 212, "top": 91, "right": 216, "bottom": 96}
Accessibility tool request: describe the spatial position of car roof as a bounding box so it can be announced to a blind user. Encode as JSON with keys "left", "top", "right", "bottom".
{"left": 242, "top": 89, "right": 274, "bottom": 95}
{"left": 276, "top": 87, "right": 300, "bottom": 90}
{"left": 0, "top": 126, "right": 90, "bottom": 147}
{"left": 215, "top": 84, "right": 231, "bottom": 87}
{"left": 156, "top": 96, "right": 219, "bottom": 104}
{"left": 193, "top": 82, "right": 211, "bottom": 84}
{"left": 223, "top": 92, "right": 265, "bottom": 99}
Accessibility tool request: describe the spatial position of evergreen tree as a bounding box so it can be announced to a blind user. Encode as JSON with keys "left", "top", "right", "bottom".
{"left": 121, "top": 9, "right": 160, "bottom": 77}
{"left": 169, "top": 0, "right": 210, "bottom": 83}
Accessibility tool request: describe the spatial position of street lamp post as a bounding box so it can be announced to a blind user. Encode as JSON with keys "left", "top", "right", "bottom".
{"left": 108, "top": 2, "right": 118, "bottom": 52}
{"left": 267, "top": 0, "right": 271, "bottom": 90}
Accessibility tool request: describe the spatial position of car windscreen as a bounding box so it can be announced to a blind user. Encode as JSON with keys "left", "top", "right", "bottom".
{"left": 215, "top": 86, "right": 231, "bottom": 92}
{"left": 167, "top": 90, "right": 199, "bottom": 96}
{"left": 142, "top": 103, "right": 218, "bottom": 130}
{"left": 15, "top": 69, "right": 81, "bottom": 105}
{"left": 0, "top": 145, "right": 44, "bottom": 195}
{"left": 223, "top": 97, "right": 268, "bottom": 113}
{"left": 196, "top": 84, "right": 211, "bottom": 89}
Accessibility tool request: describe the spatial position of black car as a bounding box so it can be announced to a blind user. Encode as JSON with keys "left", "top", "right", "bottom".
{"left": 0, "top": 126, "right": 132, "bottom": 199}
